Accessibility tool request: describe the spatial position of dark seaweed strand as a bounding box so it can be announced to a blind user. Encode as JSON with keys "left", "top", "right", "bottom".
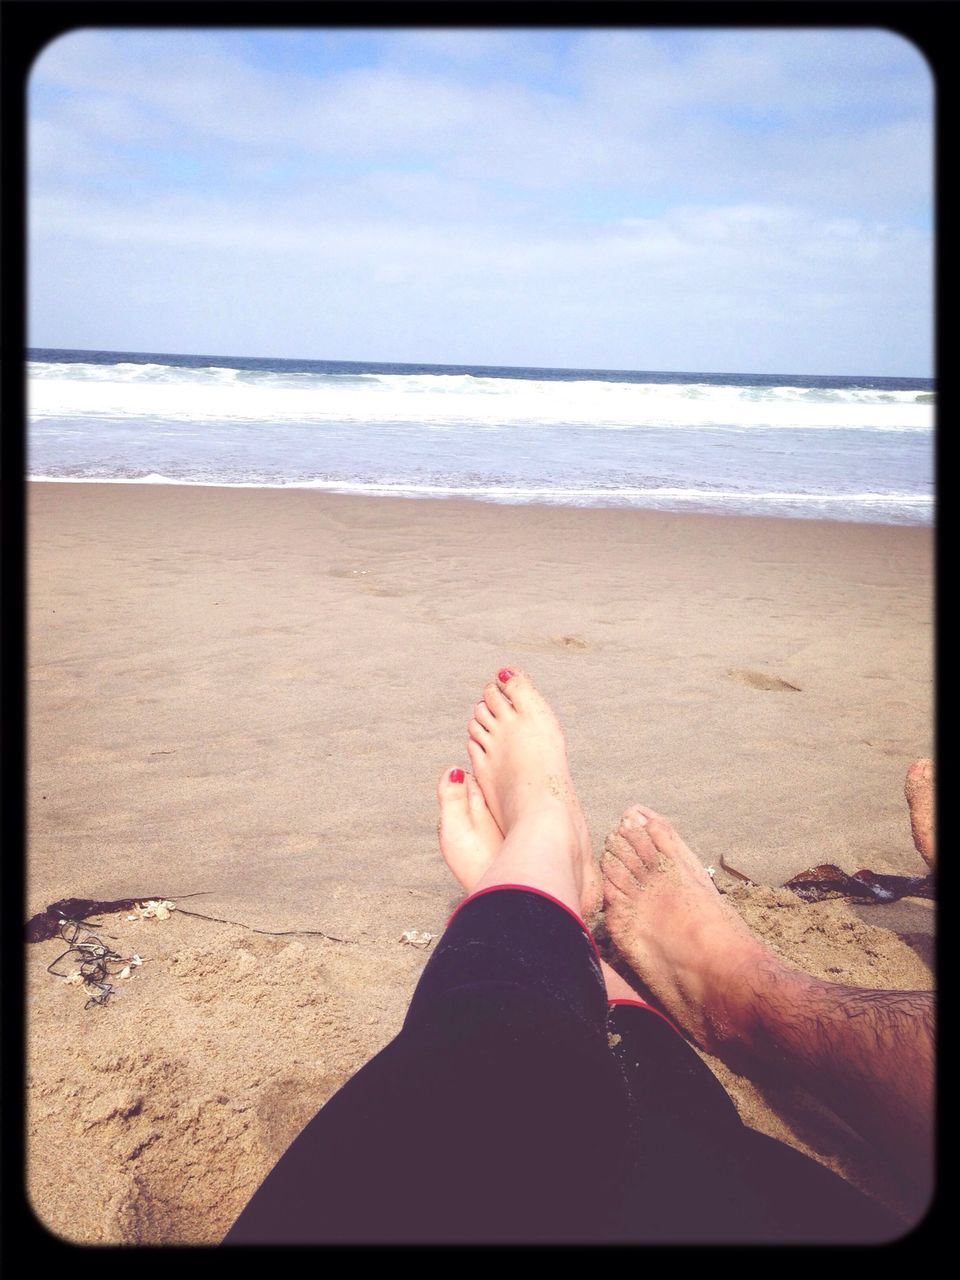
{"left": 45, "top": 917, "right": 134, "bottom": 1010}
{"left": 784, "top": 870, "right": 934, "bottom": 904}
{"left": 26, "top": 896, "right": 169, "bottom": 943}
{"left": 28, "top": 894, "right": 356, "bottom": 949}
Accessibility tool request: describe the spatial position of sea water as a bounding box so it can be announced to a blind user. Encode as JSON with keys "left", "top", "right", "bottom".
{"left": 28, "top": 349, "right": 933, "bottom": 525}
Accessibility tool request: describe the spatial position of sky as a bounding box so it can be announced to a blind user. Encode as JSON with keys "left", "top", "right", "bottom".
{"left": 28, "top": 28, "right": 933, "bottom": 376}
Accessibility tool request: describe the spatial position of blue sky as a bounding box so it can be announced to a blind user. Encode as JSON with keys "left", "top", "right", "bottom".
{"left": 29, "top": 28, "right": 932, "bottom": 375}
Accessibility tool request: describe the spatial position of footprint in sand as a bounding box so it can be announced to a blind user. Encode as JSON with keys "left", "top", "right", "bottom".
{"left": 862, "top": 738, "right": 913, "bottom": 757}
{"left": 728, "top": 668, "right": 801, "bottom": 693}
{"left": 552, "top": 634, "right": 589, "bottom": 650}
{"left": 242, "top": 625, "right": 301, "bottom": 638}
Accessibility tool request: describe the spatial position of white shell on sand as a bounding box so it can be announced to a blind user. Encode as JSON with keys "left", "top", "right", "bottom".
{"left": 126, "top": 900, "right": 175, "bottom": 922}
{"left": 399, "top": 930, "right": 436, "bottom": 949}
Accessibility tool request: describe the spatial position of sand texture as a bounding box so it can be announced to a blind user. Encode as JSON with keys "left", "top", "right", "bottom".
{"left": 27, "top": 483, "right": 934, "bottom": 1242}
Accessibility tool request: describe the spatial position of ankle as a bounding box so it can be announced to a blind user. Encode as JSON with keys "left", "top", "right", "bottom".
{"left": 471, "top": 814, "right": 582, "bottom": 913}
{"left": 713, "top": 949, "right": 808, "bottom": 1060}
{"left": 504, "top": 803, "right": 580, "bottom": 852}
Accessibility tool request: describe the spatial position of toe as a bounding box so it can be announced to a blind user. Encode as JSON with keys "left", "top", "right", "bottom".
{"left": 904, "top": 758, "right": 935, "bottom": 867}
{"left": 639, "top": 810, "right": 688, "bottom": 858}
{"left": 602, "top": 873, "right": 630, "bottom": 905}
{"left": 905, "top": 758, "right": 933, "bottom": 792}
{"left": 628, "top": 804, "right": 683, "bottom": 845}
{"left": 603, "top": 880, "right": 628, "bottom": 908}
{"left": 437, "top": 765, "right": 468, "bottom": 810}
{"left": 435, "top": 768, "right": 471, "bottom": 829}
{"left": 465, "top": 771, "right": 493, "bottom": 819}
{"left": 615, "top": 812, "right": 660, "bottom": 870}
{"left": 475, "top": 699, "right": 497, "bottom": 731}
{"left": 601, "top": 840, "right": 639, "bottom": 897}
{"left": 467, "top": 739, "right": 486, "bottom": 776}
{"left": 495, "top": 667, "right": 533, "bottom": 708}
{"left": 621, "top": 804, "right": 651, "bottom": 830}
{"left": 467, "top": 717, "right": 489, "bottom": 748}
{"left": 482, "top": 680, "right": 514, "bottom": 717}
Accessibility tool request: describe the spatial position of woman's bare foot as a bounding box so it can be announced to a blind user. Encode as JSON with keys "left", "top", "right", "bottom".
{"left": 436, "top": 766, "right": 504, "bottom": 893}
{"left": 602, "top": 805, "right": 775, "bottom": 1054}
{"left": 905, "top": 758, "right": 935, "bottom": 870}
{"left": 466, "top": 668, "right": 601, "bottom": 920}
{"left": 437, "top": 762, "right": 635, "bottom": 998}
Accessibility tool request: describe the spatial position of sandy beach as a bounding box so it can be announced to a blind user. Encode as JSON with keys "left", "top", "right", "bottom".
{"left": 26, "top": 481, "right": 935, "bottom": 1242}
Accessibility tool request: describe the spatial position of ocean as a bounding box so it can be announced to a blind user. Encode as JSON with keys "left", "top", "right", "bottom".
{"left": 27, "top": 349, "right": 934, "bottom": 526}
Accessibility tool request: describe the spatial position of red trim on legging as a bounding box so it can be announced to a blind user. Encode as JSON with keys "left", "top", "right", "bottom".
{"left": 447, "top": 884, "right": 602, "bottom": 965}
{"left": 607, "top": 997, "right": 683, "bottom": 1038}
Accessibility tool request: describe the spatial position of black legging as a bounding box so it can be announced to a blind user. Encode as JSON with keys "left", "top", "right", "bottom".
{"left": 223, "top": 887, "right": 901, "bottom": 1245}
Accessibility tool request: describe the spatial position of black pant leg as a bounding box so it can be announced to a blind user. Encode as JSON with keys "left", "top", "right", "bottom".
{"left": 224, "top": 889, "right": 634, "bottom": 1244}
{"left": 606, "top": 1003, "right": 903, "bottom": 1244}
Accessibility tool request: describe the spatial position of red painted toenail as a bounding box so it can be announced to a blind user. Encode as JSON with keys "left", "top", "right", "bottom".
{"left": 498, "top": 668, "right": 515, "bottom": 682}
{"left": 449, "top": 768, "right": 464, "bottom": 783}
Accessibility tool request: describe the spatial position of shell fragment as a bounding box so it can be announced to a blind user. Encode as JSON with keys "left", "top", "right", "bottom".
{"left": 126, "top": 900, "right": 175, "bottom": 922}
{"left": 399, "top": 930, "right": 437, "bottom": 949}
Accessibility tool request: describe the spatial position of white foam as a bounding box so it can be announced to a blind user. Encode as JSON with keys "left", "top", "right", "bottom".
{"left": 27, "top": 362, "right": 933, "bottom": 433}
{"left": 27, "top": 473, "right": 933, "bottom": 508}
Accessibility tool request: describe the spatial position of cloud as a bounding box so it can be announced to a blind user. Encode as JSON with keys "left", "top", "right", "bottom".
{"left": 31, "top": 187, "right": 929, "bottom": 320}
{"left": 27, "top": 29, "right": 933, "bottom": 373}
{"left": 30, "top": 29, "right": 931, "bottom": 210}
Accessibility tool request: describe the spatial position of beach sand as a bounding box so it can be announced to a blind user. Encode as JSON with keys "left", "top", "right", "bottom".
{"left": 26, "top": 482, "right": 934, "bottom": 1243}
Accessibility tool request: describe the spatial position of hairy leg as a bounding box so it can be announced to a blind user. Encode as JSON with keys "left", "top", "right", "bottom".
{"left": 603, "top": 805, "right": 934, "bottom": 1200}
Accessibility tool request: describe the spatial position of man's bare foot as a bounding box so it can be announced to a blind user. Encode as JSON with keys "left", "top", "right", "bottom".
{"left": 605, "top": 804, "right": 935, "bottom": 1202}
{"left": 905, "top": 758, "right": 935, "bottom": 870}
{"left": 602, "top": 805, "right": 776, "bottom": 1054}
{"left": 466, "top": 668, "right": 601, "bottom": 919}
